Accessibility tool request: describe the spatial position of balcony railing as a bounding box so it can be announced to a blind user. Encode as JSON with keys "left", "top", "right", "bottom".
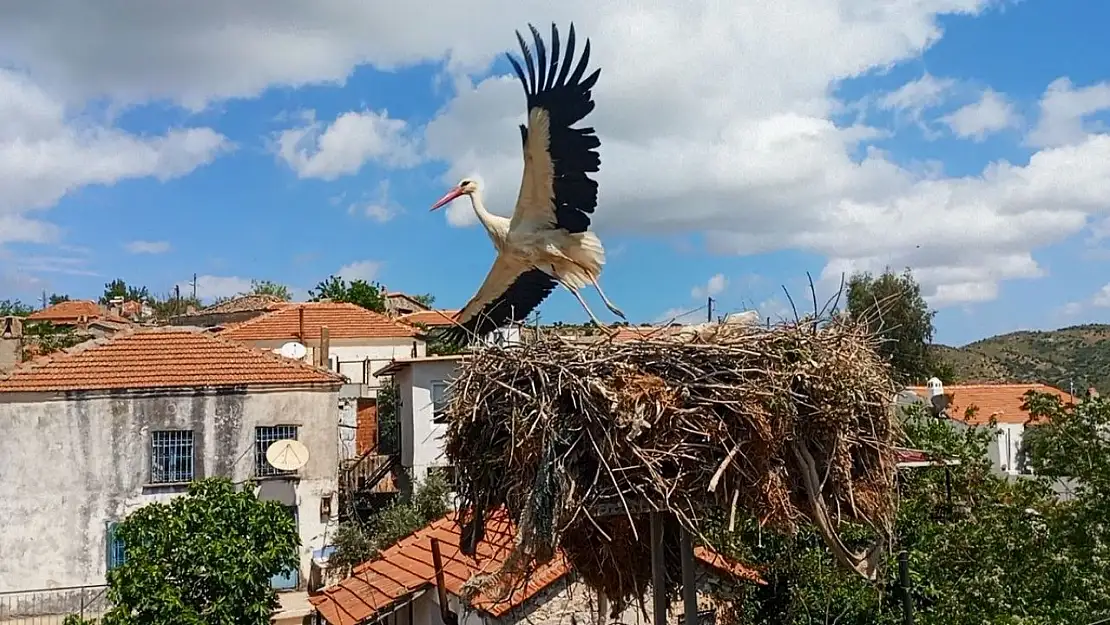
{"left": 0, "top": 585, "right": 109, "bottom": 624}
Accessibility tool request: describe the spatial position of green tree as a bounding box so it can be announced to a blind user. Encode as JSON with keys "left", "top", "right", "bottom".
{"left": 846, "top": 268, "right": 949, "bottom": 385}
{"left": 81, "top": 478, "right": 298, "bottom": 625}
{"left": 23, "top": 322, "right": 86, "bottom": 358}
{"left": 245, "top": 280, "right": 292, "bottom": 301}
{"left": 149, "top": 291, "right": 203, "bottom": 320}
{"left": 411, "top": 293, "right": 436, "bottom": 308}
{"left": 309, "top": 275, "right": 386, "bottom": 313}
{"left": 0, "top": 299, "right": 33, "bottom": 316}
{"left": 100, "top": 279, "right": 150, "bottom": 304}
{"left": 48, "top": 293, "right": 70, "bottom": 305}
{"left": 329, "top": 470, "right": 451, "bottom": 576}
{"left": 706, "top": 396, "right": 1110, "bottom": 624}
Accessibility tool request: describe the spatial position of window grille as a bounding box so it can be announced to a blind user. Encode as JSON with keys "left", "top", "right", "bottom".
{"left": 256, "top": 425, "right": 299, "bottom": 477}
{"left": 106, "top": 522, "right": 126, "bottom": 570}
{"left": 150, "top": 430, "right": 195, "bottom": 483}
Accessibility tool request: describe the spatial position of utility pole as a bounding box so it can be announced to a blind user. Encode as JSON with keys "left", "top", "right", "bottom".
{"left": 190, "top": 273, "right": 198, "bottom": 300}
{"left": 41, "top": 290, "right": 47, "bottom": 309}
{"left": 706, "top": 296, "right": 715, "bottom": 323}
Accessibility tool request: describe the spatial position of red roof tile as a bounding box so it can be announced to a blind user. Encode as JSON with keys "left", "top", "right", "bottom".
{"left": 0, "top": 328, "right": 343, "bottom": 393}
{"left": 400, "top": 310, "right": 460, "bottom": 328}
{"left": 311, "top": 509, "right": 762, "bottom": 625}
{"left": 26, "top": 300, "right": 131, "bottom": 325}
{"left": 907, "top": 383, "right": 1073, "bottom": 425}
{"left": 219, "top": 302, "right": 416, "bottom": 341}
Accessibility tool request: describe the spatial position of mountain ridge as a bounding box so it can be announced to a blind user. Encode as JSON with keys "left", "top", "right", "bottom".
{"left": 932, "top": 323, "right": 1110, "bottom": 394}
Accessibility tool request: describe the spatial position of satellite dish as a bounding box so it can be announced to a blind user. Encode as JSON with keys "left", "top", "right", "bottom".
{"left": 278, "top": 341, "right": 307, "bottom": 360}
{"left": 266, "top": 439, "right": 310, "bottom": 472}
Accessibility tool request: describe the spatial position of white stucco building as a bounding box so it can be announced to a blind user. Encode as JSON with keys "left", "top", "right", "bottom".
{"left": 0, "top": 327, "right": 344, "bottom": 597}
{"left": 373, "top": 355, "right": 464, "bottom": 484}
{"left": 220, "top": 301, "right": 424, "bottom": 396}
{"left": 904, "top": 380, "right": 1075, "bottom": 476}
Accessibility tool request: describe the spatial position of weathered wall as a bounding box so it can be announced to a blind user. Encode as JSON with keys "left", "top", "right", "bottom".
{"left": 0, "top": 386, "right": 339, "bottom": 592}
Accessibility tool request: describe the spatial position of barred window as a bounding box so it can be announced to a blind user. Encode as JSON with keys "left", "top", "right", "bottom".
{"left": 256, "top": 425, "right": 299, "bottom": 477}
{"left": 150, "top": 430, "right": 195, "bottom": 483}
{"left": 106, "top": 522, "right": 126, "bottom": 570}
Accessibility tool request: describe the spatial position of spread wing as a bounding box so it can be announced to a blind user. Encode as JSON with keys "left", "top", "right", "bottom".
{"left": 436, "top": 255, "right": 557, "bottom": 347}
{"left": 507, "top": 23, "right": 601, "bottom": 236}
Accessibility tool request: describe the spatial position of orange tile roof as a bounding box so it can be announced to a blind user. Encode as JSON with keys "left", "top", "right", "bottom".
{"left": 27, "top": 300, "right": 130, "bottom": 325}
{"left": 311, "top": 509, "right": 762, "bottom": 625}
{"left": 400, "top": 310, "right": 460, "bottom": 328}
{"left": 907, "top": 383, "right": 1074, "bottom": 425}
{"left": 0, "top": 328, "right": 343, "bottom": 393}
{"left": 219, "top": 302, "right": 417, "bottom": 342}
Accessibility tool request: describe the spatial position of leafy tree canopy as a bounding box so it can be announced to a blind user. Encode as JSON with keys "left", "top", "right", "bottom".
{"left": 706, "top": 395, "right": 1110, "bottom": 624}
{"left": 0, "top": 299, "right": 33, "bottom": 316}
{"left": 411, "top": 293, "right": 436, "bottom": 308}
{"left": 245, "top": 279, "right": 292, "bottom": 301}
{"left": 48, "top": 293, "right": 70, "bottom": 306}
{"left": 309, "top": 275, "right": 386, "bottom": 313}
{"left": 70, "top": 478, "right": 299, "bottom": 625}
{"left": 100, "top": 279, "right": 150, "bottom": 305}
{"left": 328, "top": 470, "right": 451, "bottom": 576}
{"left": 845, "top": 268, "right": 952, "bottom": 385}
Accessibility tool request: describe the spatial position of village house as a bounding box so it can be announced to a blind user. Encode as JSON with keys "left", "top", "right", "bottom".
{"left": 373, "top": 355, "right": 464, "bottom": 486}
{"left": 902, "top": 380, "right": 1075, "bottom": 476}
{"left": 25, "top": 299, "right": 133, "bottom": 338}
{"left": 219, "top": 301, "right": 422, "bottom": 394}
{"left": 0, "top": 327, "right": 344, "bottom": 602}
{"left": 384, "top": 291, "right": 432, "bottom": 317}
{"left": 168, "top": 293, "right": 291, "bottom": 328}
{"left": 310, "top": 509, "right": 763, "bottom": 625}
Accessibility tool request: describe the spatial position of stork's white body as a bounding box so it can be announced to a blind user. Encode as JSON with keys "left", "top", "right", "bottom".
{"left": 430, "top": 23, "right": 623, "bottom": 343}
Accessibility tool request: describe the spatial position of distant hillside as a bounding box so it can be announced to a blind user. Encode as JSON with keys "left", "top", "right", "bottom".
{"left": 931, "top": 324, "right": 1110, "bottom": 394}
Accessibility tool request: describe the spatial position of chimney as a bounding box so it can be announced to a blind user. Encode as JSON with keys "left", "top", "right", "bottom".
{"left": 298, "top": 306, "right": 305, "bottom": 343}
{"left": 0, "top": 317, "right": 24, "bottom": 372}
{"left": 319, "top": 326, "right": 330, "bottom": 369}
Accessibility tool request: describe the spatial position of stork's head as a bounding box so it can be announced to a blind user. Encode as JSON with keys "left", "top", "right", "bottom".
{"left": 430, "top": 178, "right": 480, "bottom": 211}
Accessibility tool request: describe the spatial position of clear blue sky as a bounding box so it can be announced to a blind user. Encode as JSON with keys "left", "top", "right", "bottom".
{"left": 1, "top": 0, "right": 1108, "bottom": 346}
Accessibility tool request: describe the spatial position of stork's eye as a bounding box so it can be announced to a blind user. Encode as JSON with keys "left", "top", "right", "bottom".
{"left": 460, "top": 179, "right": 472, "bottom": 186}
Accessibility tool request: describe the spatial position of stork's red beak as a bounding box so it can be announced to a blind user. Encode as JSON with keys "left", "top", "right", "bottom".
{"left": 430, "top": 187, "right": 463, "bottom": 211}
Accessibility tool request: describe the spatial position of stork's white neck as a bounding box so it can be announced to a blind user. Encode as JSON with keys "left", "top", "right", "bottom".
{"left": 469, "top": 190, "right": 509, "bottom": 249}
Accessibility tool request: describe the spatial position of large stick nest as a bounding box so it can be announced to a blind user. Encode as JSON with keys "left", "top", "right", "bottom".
{"left": 443, "top": 318, "right": 899, "bottom": 609}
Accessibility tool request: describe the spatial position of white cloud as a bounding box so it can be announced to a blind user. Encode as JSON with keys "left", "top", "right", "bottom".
{"left": 124, "top": 240, "right": 171, "bottom": 254}
{"left": 1027, "top": 78, "right": 1110, "bottom": 148}
{"left": 0, "top": 69, "right": 230, "bottom": 247}
{"left": 337, "top": 260, "right": 382, "bottom": 282}
{"left": 878, "top": 73, "right": 956, "bottom": 126}
{"left": 347, "top": 180, "right": 400, "bottom": 223}
{"left": 180, "top": 275, "right": 253, "bottom": 302}
{"left": 1093, "top": 284, "right": 1110, "bottom": 308}
{"left": 8, "top": 1, "right": 1109, "bottom": 309}
{"left": 276, "top": 109, "right": 419, "bottom": 180}
{"left": 942, "top": 89, "right": 1021, "bottom": 141}
{"left": 691, "top": 274, "right": 728, "bottom": 299}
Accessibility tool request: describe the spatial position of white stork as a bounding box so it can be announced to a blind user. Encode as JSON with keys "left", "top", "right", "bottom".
{"left": 429, "top": 22, "right": 625, "bottom": 346}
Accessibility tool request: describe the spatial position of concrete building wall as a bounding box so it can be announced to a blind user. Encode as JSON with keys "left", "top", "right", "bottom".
{"left": 397, "top": 361, "right": 459, "bottom": 482}
{"left": 0, "top": 386, "right": 339, "bottom": 592}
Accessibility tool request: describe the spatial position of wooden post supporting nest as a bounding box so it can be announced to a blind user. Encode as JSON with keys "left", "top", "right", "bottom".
{"left": 650, "top": 512, "right": 667, "bottom": 625}
{"left": 679, "top": 527, "right": 697, "bottom": 625}
{"left": 430, "top": 537, "right": 458, "bottom": 625}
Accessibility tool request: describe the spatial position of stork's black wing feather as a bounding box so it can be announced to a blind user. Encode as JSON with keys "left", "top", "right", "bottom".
{"left": 506, "top": 22, "right": 601, "bottom": 235}
{"left": 435, "top": 268, "right": 557, "bottom": 348}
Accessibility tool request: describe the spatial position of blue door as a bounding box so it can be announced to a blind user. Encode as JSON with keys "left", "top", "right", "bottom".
{"left": 270, "top": 506, "right": 300, "bottom": 590}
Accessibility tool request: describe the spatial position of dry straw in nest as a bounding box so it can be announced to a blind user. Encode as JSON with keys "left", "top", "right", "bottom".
{"left": 443, "top": 317, "right": 899, "bottom": 608}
